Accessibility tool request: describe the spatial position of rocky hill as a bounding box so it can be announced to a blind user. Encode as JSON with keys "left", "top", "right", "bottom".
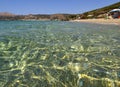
{"left": 0, "top": 13, "right": 77, "bottom": 21}
{"left": 0, "top": 12, "right": 15, "bottom": 16}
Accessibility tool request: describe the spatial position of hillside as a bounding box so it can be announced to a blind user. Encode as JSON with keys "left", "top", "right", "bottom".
{"left": 81, "top": 2, "right": 120, "bottom": 19}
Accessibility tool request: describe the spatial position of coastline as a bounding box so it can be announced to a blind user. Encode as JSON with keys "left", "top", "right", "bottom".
{"left": 71, "top": 19, "right": 120, "bottom": 25}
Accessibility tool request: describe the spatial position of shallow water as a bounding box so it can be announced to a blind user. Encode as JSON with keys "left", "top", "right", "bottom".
{"left": 0, "top": 20, "right": 120, "bottom": 87}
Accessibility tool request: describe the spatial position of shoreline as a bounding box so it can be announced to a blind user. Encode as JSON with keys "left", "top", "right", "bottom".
{"left": 71, "top": 19, "right": 120, "bottom": 25}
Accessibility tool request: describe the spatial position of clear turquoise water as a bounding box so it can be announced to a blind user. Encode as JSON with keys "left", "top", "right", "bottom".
{"left": 0, "top": 20, "right": 120, "bottom": 87}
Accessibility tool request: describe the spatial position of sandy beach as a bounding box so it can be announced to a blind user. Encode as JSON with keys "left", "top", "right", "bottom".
{"left": 72, "top": 19, "right": 120, "bottom": 25}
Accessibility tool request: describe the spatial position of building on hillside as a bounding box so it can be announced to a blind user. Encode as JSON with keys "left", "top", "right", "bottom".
{"left": 109, "top": 8, "right": 120, "bottom": 19}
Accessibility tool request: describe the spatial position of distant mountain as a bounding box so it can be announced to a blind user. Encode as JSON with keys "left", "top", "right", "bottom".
{"left": 81, "top": 2, "right": 120, "bottom": 19}
{"left": 0, "top": 12, "right": 77, "bottom": 21}
{"left": 0, "top": 12, "right": 15, "bottom": 16}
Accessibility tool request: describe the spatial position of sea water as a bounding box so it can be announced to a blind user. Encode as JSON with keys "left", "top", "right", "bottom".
{"left": 0, "top": 20, "right": 120, "bottom": 87}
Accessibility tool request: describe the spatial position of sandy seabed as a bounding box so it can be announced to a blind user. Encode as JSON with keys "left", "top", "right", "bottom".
{"left": 72, "top": 19, "right": 120, "bottom": 25}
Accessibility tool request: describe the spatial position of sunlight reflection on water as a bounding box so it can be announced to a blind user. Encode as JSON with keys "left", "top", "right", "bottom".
{"left": 0, "top": 20, "right": 120, "bottom": 87}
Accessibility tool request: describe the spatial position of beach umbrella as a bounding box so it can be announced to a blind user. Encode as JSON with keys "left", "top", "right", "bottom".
{"left": 109, "top": 9, "right": 120, "bottom": 13}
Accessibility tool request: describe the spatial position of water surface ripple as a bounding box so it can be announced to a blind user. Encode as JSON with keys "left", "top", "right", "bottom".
{"left": 0, "top": 20, "right": 120, "bottom": 87}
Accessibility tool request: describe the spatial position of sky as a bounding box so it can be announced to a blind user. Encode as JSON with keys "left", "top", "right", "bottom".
{"left": 0, "top": 0, "right": 120, "bottom": 15}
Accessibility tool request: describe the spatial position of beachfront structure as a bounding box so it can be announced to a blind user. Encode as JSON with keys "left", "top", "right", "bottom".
{"left": 109, "top": 8, "right": 120, "bottom": 19}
